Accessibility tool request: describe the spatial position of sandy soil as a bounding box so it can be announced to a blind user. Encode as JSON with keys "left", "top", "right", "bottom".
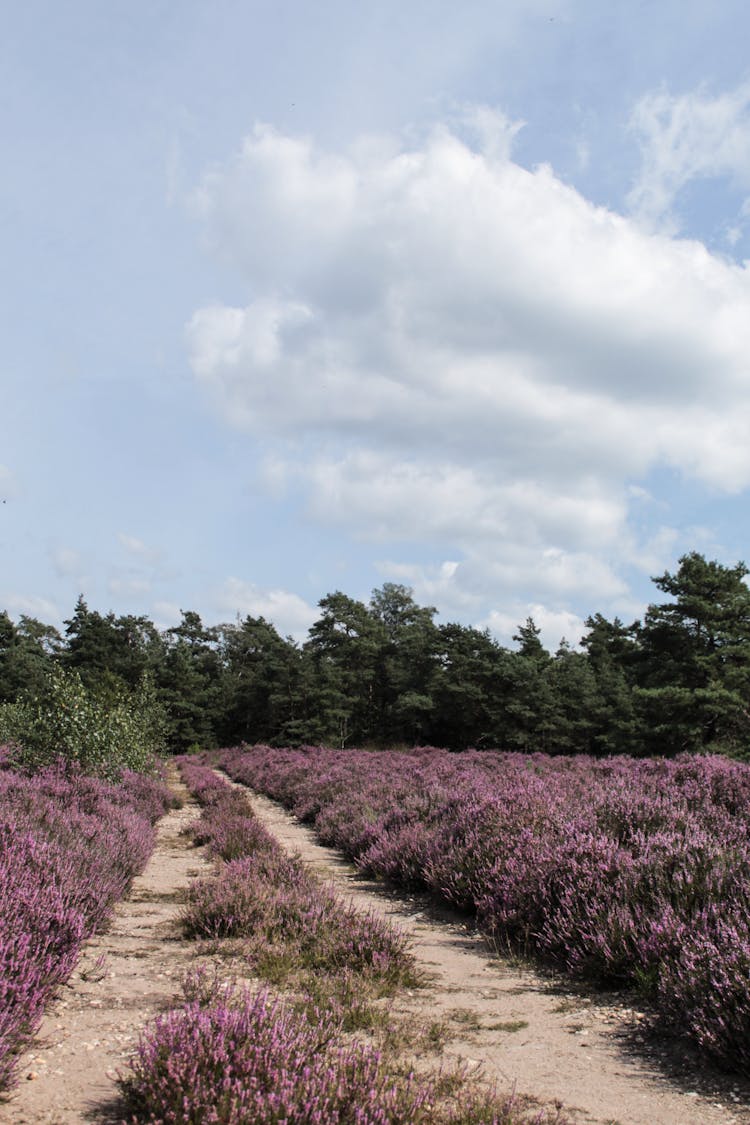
{"left": 0, "top": 770, "right": 211, "bottom": 1125}
{"left": 237, "top": 784, "right": 750, "bottom": 1125}
{"left": 4, "top": 766, "right": 750, "bottom": 1125}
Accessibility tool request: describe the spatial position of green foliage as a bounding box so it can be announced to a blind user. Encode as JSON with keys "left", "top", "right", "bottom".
{"left": 306, "top": 591, "right": 387, "bottom": 746}
{"left": 157, "top": 610, "right": 222, "bottom": 753}
{"left": 636, "top": 553, "right": 750, "bottom": 755}
{"left": 0, "top": 612, "right": 61, "bottom": 702}
{"left": 62, "top": 596, "right": 165, "bottom": 698}
{"left": 4, "top": 552, "right": 750, "bottom": 758}
{"left": 214, "top": 616, "right": 299, "bottom": 747}
{"left": 0, "top": 666, "right": 166, "bottom": 779}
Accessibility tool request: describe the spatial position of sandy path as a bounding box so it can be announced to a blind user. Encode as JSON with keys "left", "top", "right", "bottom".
{"left": 236, "top": 783, "right": 750, "bottom": 1125}
{"left": 0, "top": 770, "right": 211, "bottom": 1125}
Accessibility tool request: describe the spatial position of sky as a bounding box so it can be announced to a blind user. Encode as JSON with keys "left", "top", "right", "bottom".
{"left": 3, "top": 0, "right": 750, "bottom": 649}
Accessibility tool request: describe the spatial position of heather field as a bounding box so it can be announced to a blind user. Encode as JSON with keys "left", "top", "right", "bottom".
{"left": 117, "top": 757, "right": 565, "bottom": 1125}
{"left": 0, "top": 747, "right": 172, "bottom": 1091}
{"left": 221, "top": 745, "right": 750, "bottom": 1076}
{"left": 4, "top": 747, "right": 748, "bottom": 1123}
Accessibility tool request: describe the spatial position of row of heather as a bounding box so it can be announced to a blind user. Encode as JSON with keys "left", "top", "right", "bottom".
{"left": 123, "top": 758, "right": 426, "bottom": 1123}
{"left": 177, "top": 756, "right": 418, "bottom": 988}
{"left": 120, "top": 757, "right": 568, "bottom": 1123}
{"left": 0, "top": 747, "right": 173, "bottom": 1090}
{"left": 221, "top": 745, "right": 750, "bottom": 1075}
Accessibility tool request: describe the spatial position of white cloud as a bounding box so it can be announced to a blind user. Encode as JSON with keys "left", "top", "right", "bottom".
{"left": 117, "top": 533, "right": 162, "bottom": 565}
{"left": 484, "top": 604, "right": 587, "bottom": 652}
{"left": 187, "top": 115, "right": 750, "bottom": 622}
{"left": 152, "top": 601, "right": 183, "bottom": 629}
{"left": 215, "top": 578, "right": 317, "bottom": 641}
{"left": 189, "top": 118, "right": 750, "bottom": 480}
{"left": 302, "top": 450, "right": 627, "bottom": 550}
{"left": 4, "top": 593, "right": 60, "bottom": 622}
{"left": 628, "top": 81, "right": 750, "bottom": 231}
{"left": 377, "top": 544, "right": 627, "bottom": 641}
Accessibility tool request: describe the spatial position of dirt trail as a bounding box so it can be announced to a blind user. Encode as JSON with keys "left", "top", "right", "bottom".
{"left": 237, "top": 784, "right": 750, "bottom": 1125}
{"left": 0, "top": 770, "right": 211, "bottom": 1125}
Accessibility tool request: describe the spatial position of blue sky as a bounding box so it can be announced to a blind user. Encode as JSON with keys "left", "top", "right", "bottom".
{"left": 3, "top": 0, "right": 750, "bottom": 648}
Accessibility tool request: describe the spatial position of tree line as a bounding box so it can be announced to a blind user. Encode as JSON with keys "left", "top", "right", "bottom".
{"left": 2, "top": 551, "right": 750, "bottom": 758}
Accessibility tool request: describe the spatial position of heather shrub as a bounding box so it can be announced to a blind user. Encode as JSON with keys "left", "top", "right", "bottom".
{"left": 195, "top": 806, "right": 273, "bottom": 860}
{"left": 0, "top": 762, "right": 170, "bottom": 1089}
{"left": 222, "top": 744, "right": 750, "bottom": 1075}
{"left": 121, "top": 985, "right": 567, "bottom": 1125}
{"left": 178, "top": 760, "right": 419, "bottom": 991}
{"left": 169, "top": 758, "right": 571, "bottom": 1123}
{"left": 191, "top": 794, "right": 274, "bottom": 861}
{"left": 0, "top": 829, "right": 86, "bottom": 1088}
{"left": 118, "top": 766, "right": 178, "bottom": 822}
{"left": 120, "top": 986, "right": 433, "bottom": 1124}
{"left": 178, "top": 757, "right": 279, "bottom": 860}
{"left": 181, "top": 843, "right": 416, "bottom": 983}
{"left": 656, "top": 904, "right": 750, "bottom": 1071}
{"left": 177, "top": 754, "right": 228, "bottom": 806}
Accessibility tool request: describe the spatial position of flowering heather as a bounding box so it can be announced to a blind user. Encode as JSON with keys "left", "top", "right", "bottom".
{"left": 222, "top": 745, "right": 750, "bottom": 1075}
{"left": 0, "top": 752, "right": 171, "bottom": 1090}
{"left": 178, "top": 755, "right": 274, "bottom": 861}
{"left": 177, "top": 754, "right": 229, "bottom": 808}
{"left": 121, "top": 985, "right": 432, "bottom": 1124}
{"left": 121, "top": 983, "right": 567, "bottom": 1125}
{"left": 178, "top": 759, "right": 417, "bottom": 988}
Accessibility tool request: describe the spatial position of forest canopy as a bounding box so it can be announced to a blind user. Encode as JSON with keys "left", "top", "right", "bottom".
{"left": 2, "top": 552, "right": 750, "bottom": 758}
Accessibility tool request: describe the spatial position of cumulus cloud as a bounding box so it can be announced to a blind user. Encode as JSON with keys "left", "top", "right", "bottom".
{"left": 302, "top": 451, "right": 627, "bottom": 548}
{"left": 376, "top": 544, "right": 627, "bottom": 641}
{"left": 187, "top": 112, "right": 750, "bottom": 624}
{"left": 215, "top": 578, "right": 318, "bottom": 642}
{"left": 628, "top": 81, "right": 750, "bottom": 231}
{"left": 484, "top": 605, "right": 588, "bottom": 652}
